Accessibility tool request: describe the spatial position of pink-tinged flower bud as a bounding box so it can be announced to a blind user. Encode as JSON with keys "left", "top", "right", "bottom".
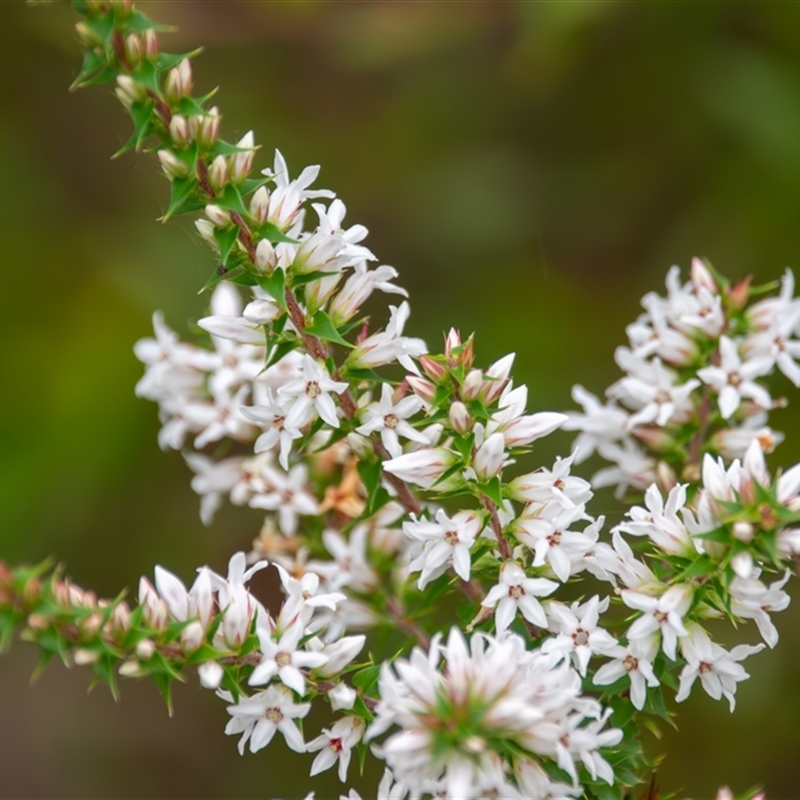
{"left": 480, "top": 354, "right": 515, "bottom": 404}
{"left": 79, "top": 612, "right": 103, "bottom": 640}
{"left": 181, "top": 620, "right": 205, "bottom": 654}
{"left": 445, "top": 328, "right": 461, "bottom": 362}
{"left": 108, "top": 602, "right": 131, "bottom": 639}
{"left": 250, "top": 186, "right": 271, "bottom": 224}
{"left": 231, "top": 131, "right": 256, "bottom": 184}
{"left": 448, "top": 401, "right": 471, "bottom": 434}
{"left": 142, "top": 29, "right": 159, "bottom": 59}
{"left": 406, "top": 375, "right": 436, "bottom": 404}
{"left": 732, "top": 520, "right": 755, "bottom": 543}
{"left": 190, "top": 107, "right": 221, "bottom": 149}
{"left": 198, "top": 661, "right": 224, "bottom": 690}
{"left": 255, "top": 238, "right": 276, "bottom": 272}
{"left": 164, "top": 58, "right": 193, "bottom": 102}
{"left": 632, "top": 425, "right": 674, "bottom": 452}
{"left": 656, "top": 460, "right": 677, "bottom": 493}
{"left": 158, "top": 149, "right": 189, "bottom": 180}
{"left": 138, "top": 578, "right": 168, "bottom": 630}
{"left": 221, "top": 590, "right": 254, "bottom": 648}
{"left": 74, "top": 648, "right": 100, "bottom": 666}
{"left": 383, "top": 447, "right": 458, "bottom": 489}
{"left": 691, "top": 257, "right": 718, "bottom": 293}
{"left": 136, "top": 638, "right": 156, "bottom": 660}
{"left": 419, "top": 355, "right": 447, "bottom": 382}
{"left": 27, "top": 613, "right": 48, "bottom": 631}
{"left": 115, "top": 75, "right": 146, "bottom": 109}
{"left": 23, "top": 577, "right": 42, "bottom": 606}
{"left": 461, "top": 369, "right": 484, "bottom": 401}
{"left": 124, "top": 33, "right": 143, "bottom": 65}
{"left": 208, "top": 155, "right": 229, "bottom": 192}
{"left": 346, "top": 432, "right": 373, "bottom": 460}
{"left": 500, "top": 412, "right": 567, "bottom": 447}
{"left": 190, "top": 570, "right": 215, "bottom": 632}
{"left": 119, "top": 660, "right": 147, "bottom": 678}
{"left": 313, "top": 634, "right": 366, "bottom": 677}
{"left": 728, "top": 276, "right": 752, "bottom": 310}
{"left": 473, "top": 432, "right": 506, "bottom": 481}
{"left": 169, "top": 114, "right": 191, "bottom": 147}
{"left": 205, "top": 204, "right": 232, "bottom": 228}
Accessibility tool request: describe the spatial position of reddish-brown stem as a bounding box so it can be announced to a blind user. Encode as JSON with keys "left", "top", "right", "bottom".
{"left": 687, "top": 391, "right": 713, "bottom": 470}
{"left": 386, "top": 597, "right": 430, "bottom": 649}
{"left": 481, "top": 495, "right": 512, "bottom": 560}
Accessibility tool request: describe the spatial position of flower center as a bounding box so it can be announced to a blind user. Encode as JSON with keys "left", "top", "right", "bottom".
{"left": 329, "top": 737, "right": 343, "bottom": 753}
{"left": 276, "top": 651, "right": 292, "bottom": 667}
{"left": 573, "top": 628, "right": 589, "bottom": 646}
{"left": 547, "top": 531, "right": 562, "bottom": 546}
{"left": 728, "top": 372, "right": 742, "bottom": 387}
{"left": 306, "top": 381, "right": 321, "bottom": 398}
{"left": 623, "top": 654, "right": 639, "bottom": 672}
{"left": 509, "top": 585, "right": 524, "bottom": 600}
{"left": 699, "top": 661, "right": 713, "bottom": 674}
{"left": 265, "top": 707, "right": 283, "bottom": 723}
{"left": 654, "top": 610, "right": 668, "bottom": 624}
{"left": 384, "top": 414, "right": 399, "bottom": 429}
{"left": 444, "top": 530, "right": 460, "bottom": 546}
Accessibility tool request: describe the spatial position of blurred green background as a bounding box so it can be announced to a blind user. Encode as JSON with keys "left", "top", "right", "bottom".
{"left": 3, "top": 1, "right": 800, "bottom": 797}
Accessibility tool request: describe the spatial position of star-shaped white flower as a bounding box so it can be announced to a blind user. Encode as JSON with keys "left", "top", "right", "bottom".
{"left": 279, "top": 354, "right": 348, "bottom": 430}
{"left": 593, "top": 635, "right": 660, "bottom": 710}
{"left": 307, "top": 716, "right": 365, "bottom": 783}
{"left": 356, "top": 383, "right": 428, "bottom": 458}
{"left": 481, "top": 561, "right": 558, "bottom": 632}
{"left": 622, "top": 584, "right": 692, "bottom": 661}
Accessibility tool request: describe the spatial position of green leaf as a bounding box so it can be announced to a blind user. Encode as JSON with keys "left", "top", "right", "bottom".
{"left": 304, "top": 310, "right": 352, "bottom": 348}
{"left": 113, "top": 100, "right": 155, "bottom": 157}
{"left": 199, "top": 265, "right": 232, "bottom": 294}
{"left": 213, "top": 225, "right": 240, "bottom": 267}
{"left": 357, "top": 460, "right": 383, "bottom": 515}
{"left": 156, "top": 49, "right": 203, "bottom": 72}
{"left": 674, "top": 554, "right": 715, "bottom": 582}
{"left": 256, "top": 268, "right": 287, "bottom": 310}
{"left": 352, "top": 663, "right": 381, "bottom": 694}
{"left": 126, "top": 10, "right": 175, "bottom": 34}
{"left": 291, "top": 269, "right": 340, "bottom": 287}
{"left": 83, "top": 10, "right": 117, "bottom": 53}
{"left": 258, "top": 221, "right": 298, "bottom": 245}
{"left": 341, "top": 366, "right": 383, "bottom": 383}
{"left": 216, "top": 183, "right": 249, "bottom": 217}
{"left": 131, "top": 58, "right": 160, "bottom": 94}
{"left": 693, "top": 527, "right": 730, "bottom": 544}
{"left": 151, "top": 672, "right": 174, "bottom": 717}
{"left": 240, "top": 177, "right": 271, "bottom": 195}
{"left": 479, "top": 476, "right": 504, "bottom": 507}
{"left": 70, "top": 48, "right": 107, "bottom": 91}
{"left": 161, "top": 177, "right": 198, "bottom": 220}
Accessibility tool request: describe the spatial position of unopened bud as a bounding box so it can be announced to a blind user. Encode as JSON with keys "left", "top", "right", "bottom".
{"left": 0, "top": 562, "right": 12, "bottom": 602}
{"left": 74, "top": 648, "right": 100, "bottom": 666}
{"left": 480, "top": 354, "right": 515, "bottom": 404}
{"left": 164, "top": 59, "right": 193, "bottom": 102}
{"left": 158, "top": 149, "right": 189, "bottom": 180}
{"left": 80, "top": 612, "right": 103, "bottom": 640}
{"left": 255, "top": 238, "right": 276, "bottom": 272}
{"left": 445, "top": 328, "right": 462, "bottom": 363}
{"left": 419, "top": 355, "right": 447, "bottom": 382}
{"left": 346, "top": 432, "right": 373, "bottom": 460}
{"left": 74, "top": 22, "right": 101, "bottom": 47}
{"left": 190, "top": 107, "right": 221, "bottom": 149}
{"left": 194, "top": 219, "right": 216, "bottom": 247}
{"left": 112, "top": 0, "right": 134, "bottom": 15}
{"left": 656, "top": 461, "right": 678, "bottom": 493}
{"left": 461, "top": 369, "right": 484, "bottom": 401}
{"left": 181, "top": 620, "right": 205, "bottom": 654}
{"left": 198, "top": 660, "right": 224, "bottom": 690}
{"left": 115, "top": 75, "right": 146, "bottom": 109}
{"left": 119, "top": 659, "right": 147, "bottom": 678}
{"left": 690, "top": 257, "right": 718, "bottom": 294}
{"left": 205, "top": 204, "right": 232, "bottom": 228}
{"left": 474, "top": 432, "right": 506, "bottom": 481}
{"left": 124, "top": 33, "right": 143, "bottom": 65}
{"left": 142, "top": 29, "right": 159, "bottom": 59}
{"left": 406, "top": 375, "right": 436, "bottom": 404}
{"left": 732, "top": 520, "right": 755, "bottom": 543}
{"left": 632, "top": 426, "right": 674, "bottom": 452}
{"left": 729, "top": 276, "right": 752, "bottom": 310}
{"left": 23, "top": 577, "right": 41, "bottom": 606}
{"left": 136, "top": 638, "right": 156, "bottom": 660}
{"left": 250, "top": 186, "right": 270, "bottom": 225}
{"left": 231, "top": 131, "right": 255, "bottom": 184}
{"left": 448, "top": 401, "right": 471, "bottom": 434}
{"left": 109, "top": 602, "right": 131, "bottom": 638}
{"left": 169, "top": 114, "right": 191, "bottom": 147}
{"left": 208, "top": 155, "right": 229, "bottom": 192}
{"left": 27, "top": 613, "right": 49, "bottom": 631}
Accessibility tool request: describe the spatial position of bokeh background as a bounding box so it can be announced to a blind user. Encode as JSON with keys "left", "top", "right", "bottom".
{"left": 3, "top": 1, "right": 800, "bottom": 797}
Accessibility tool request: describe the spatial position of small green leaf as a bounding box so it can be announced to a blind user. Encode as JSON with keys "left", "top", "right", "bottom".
{"left": 70, "top": 48, "right": 107, "bottom": 91}
{"left": 156, "top": 49, "right": 203, "bottom": 73}
{"left": 674, "top": 554, "right": 715, "bottom": 582}
{"left": 162, "top": 177, "right": 198, "bottom": 220}
{"left": 199, "top": 265, "right": 231, "bottom": 294}
{"left": 258, "top": 221, "right": 298, "bottom": 245}
{"left": 255, "top": 268, "right": 287, "bottom": 310}
{"left": 479, "top": 476, "right": 504, "bottom": 507}
{"left": 351, "top": 663, "right": 381, "bottom": 694}
{"left": 357, "top": 460, "right": 383, "bottom": 514}
{"left": 304, "top": 310, "right": 352, "bottom": 348}
{"left": 83, "top": 10, "right": 117, "bottom": 53}
{"left": 126, "top": 10, "right": 175, "bottom": 34}
{"left": 291, "top": 269, "right": 340, "bottom": 287}
{"left": 131, "top": 58, "right": 160, "bottom": 94}
{"left": 217, "top": 183, "right": 249, "bottom": 217}
{"left": 213, "top": 225, "right": 240, "bottom": 267}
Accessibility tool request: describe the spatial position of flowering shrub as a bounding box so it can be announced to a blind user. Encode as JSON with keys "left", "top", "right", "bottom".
{"left": 1, "top": 2, "right": 796, "bottom": 798}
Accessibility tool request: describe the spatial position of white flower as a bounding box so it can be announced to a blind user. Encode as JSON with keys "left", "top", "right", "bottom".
{"left": 472, "top": 432, "right": 507, "bottom": 481}
{"left": 348, "top": 302, "right": 427, "bottom": 373}
{"left": 618, "top": 358, "right": 699, "bottom": 428}
{"left": 241, "top": 389, "right": 304, "bottom": 470}
{"left": 356, "top": 383, "right": 427, "bottom": 458}
{"left": 404, "top": 509, "right": 482, "bottom": 588}
{"left": 279, "top": 354, "right": 348, "bottom": 430}
{"left": 507, "top": 452, "right": 592, "bottom": 508}
{"left": 730, "top": 572, "right": 791, "bottom": 649}
{"left": 562, "top": 385, "right": 629, "bottom": 463}
{"left": 593, "top": 635, "right": 659, "bottom": 711}
{"left": 248, "top": 463, "right": 319, "bottom": 536}
{"left": 249, "top": 620, "right": 328, "bottom": 695}
{"left": 542, "top": 596, "right": 617, "bottom": 676}
{"left": 675, "top": 624, "right": 764, "bottom": 711}
{"left": 481, "top": 561, "right": 558, "bottom": 632}
{"left": 329, "top": 263, "right": 407, "bottom": 325}
{"left": 697, "top": 335, "right": 772, "bottom": 419}
{"left": 225, "top": 684, "right": 310, "bottom": 754}
{"left": 382, "top": 447, "right": 458, "bottom": 490}
{"left": 274, "top": 564, "right": 346, "bottom": 630}
{"left": 307, "top": 716, "right": 365, "bottom": 782}
{"left": 622, "top": 584, "right": 692, "bottom": 660}
{"left": 485, "top": 383, "right": 567, "bottom": 447}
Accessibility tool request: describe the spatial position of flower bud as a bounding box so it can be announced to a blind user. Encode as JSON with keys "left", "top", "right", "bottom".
{"left": 231, "top": 131, "right": 255, "bottom": 184}
{"left": 346, "top": 432, "right": 373, "bottom": 460}
{"left": 74, "top": 22, "right": 101, "bottom": 47}
{"left": 181, "top": 620, "right": 205, "bottom": 654}
{"left": 142, "top": 29, "right": 159, "bottom": 59}
{"left": 158, "top": 149, "right": 189, "bottom": 180}
{"left": 656, "top": 461, "right": 678, "bottom": 493}
{"left": 632, "top": 425, "right": 674, "bottom": 452}
{"left": 169, "top": 114, "right": 191, "bottom": 147}
{"left": 383, "top": 447, "right": 458, "bottom": 490}
{"left": 445, "top": 328, "right": 462, "bottom": 363}
{"left": 406, "top": 375, "right": 436, "bottom": 404}
{"left": 136, "top": 638, "right": 156, "bottom": 660}
{"left": 108, "top": 601, "right": 131, "bottom": 639}
{"left": 194, "top": 219, "right": 216, "bottom": 247}
{"left": 115, "top": 75, "right": 146, "bottom": 109}
{"left": 461, "top": 369, "right": 484, "bottom": 401}
{"left": 138, "top": 577, "right": 168, "bottom": 630}
{"left": 732, "top": 520, "right": 755, "bottom": 543}
{"left": 27, "top": 613, "right": 49, "bottom": 631}
{"left": 255, "top": 238, "right": 276, "bottom": 272}
{"left": 164, "top": 59, "right": 193, "bottom": 102}
{"left": 190, "top": 107, "right": 221, "bottom": 149}
{"left": 480, "top": 354, "right": 515, "bottom": 404}
{"left": 0, "top": 562, "right": 12, "bottom": 604}
{"left": 419, "top": 355, "right": 447, "bottom": 382}
{"left": 690, "top": 257, "right": 718, "bottom": 294}
{"left": 79, "top": 612, "right": 103, "bottom": 640}
{"left": 448, "top": 401, "right": 471, "bottom": 434}
{"left": 208, "top": 155, "right": 230, "bottom": 192}
{"left": 205, "top": 204, "right": 232, "bottom": 228}
{"left": 74, "top": 648, "right": 100, "bottom": 666}
{"left": 119, "top": 660, "right": 147, "bottom": 678}
{"left": 23, "top": 577, "right": 41, "bottom": 606}
{"left": 198, "top": 660, "right": 224, "bottom": 690}
{"left": 473, "top": 432, "right": 506, "bottom": 481}
{"left": 250, "top": 186, "right": 271, "bottom": 224}
{"left": 124, "top": 33, "right": 143, "bottom": 65}
{"left": 729, "top": 276, "right": 752, "bottom": 310}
